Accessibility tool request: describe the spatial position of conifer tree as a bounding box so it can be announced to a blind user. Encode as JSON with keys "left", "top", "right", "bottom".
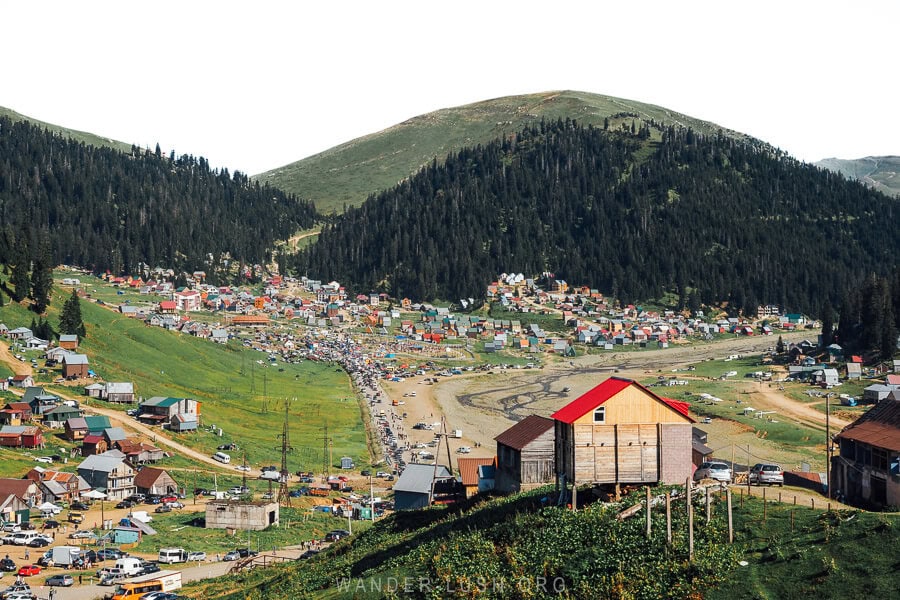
{"left": 10, "top": 257, "right": 30, "bottom": 302}
{"left": 30, "top": 242, "right": 54, "bottom": 314}
{"left": 58, "top": 289, "right": 86, "bottom": 339}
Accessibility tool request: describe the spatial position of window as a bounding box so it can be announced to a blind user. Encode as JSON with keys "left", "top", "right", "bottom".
{"left": 593, "top": 407, "right": 606, "bottom": 423}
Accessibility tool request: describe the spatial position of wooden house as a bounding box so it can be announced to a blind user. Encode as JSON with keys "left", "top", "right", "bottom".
{"left": 58, "top": 334, "right": 79, "bottom": 350}
{"left": 831, "top": 398, "right": 900, "bottom": 509}
{"left": 457, "top": 457, "right": 496, "bottom": 498}
{"left": 494, "top": 415, "right": 556, "bottom": 493}
{"left": 133, "top": 466, "right": 177, "bottom": 496}
{"left": 553, "top": 377, "right": 694, "bottom": 497}
{"left": 11, "top": 374, "right": 34, "bottom": 388}
{"left": 61, "top": 354, "right": 89, "bottom": 379}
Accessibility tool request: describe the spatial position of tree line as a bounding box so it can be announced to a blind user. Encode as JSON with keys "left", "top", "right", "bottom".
{"left": 293, "top": 118, "right": 900, "bottom": 317}
{"left": 0, "top": 115, "right": 318, "bottom": 281}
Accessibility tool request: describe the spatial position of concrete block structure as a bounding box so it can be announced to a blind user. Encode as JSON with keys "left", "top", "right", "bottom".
{"left": 205, "top": 500, "right": 279, "bottom": 531}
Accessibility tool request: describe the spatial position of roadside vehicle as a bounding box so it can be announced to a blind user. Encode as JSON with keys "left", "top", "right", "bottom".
{"left": 157, "top": 548, "right": 187, "bottom": 564}
{"left": 693, "top": 462, "right": 733, "bottom": 483}
{"left": 16, "top": 565, "right": 40, "bottom": 577}
{"left": 0, "top": 523, "right": 20, "bottom": 533}
{"left": 325, "top": 529, "right": 351, "bottom": 542}
{"left": 42, "top": 519, "right": 60, "bottom": 529}
{"left": 115, "top": 556, "right": 144, "bottom": 576}
{"left": 115, "top": 500, "right": 135, "bottom": 509}
{"left": 186, "top": 551, "right": 206, "bottom": 561}
{"left": 228, "top": 486, "right": 249, "bottom": 495}
{"left": 69, "top": 530, "right": 97, "bottom": 540}
{"left": 4, "top": 592, "right": 35, "bottom": 600}
{"left": 67, "top": 512, "right": 83, "bottom": 524}
{"left": 236, "top": 548, "right": 257, "bottom": 559}
{"left": 0, "top": 557, "right": 15, "bottom": 571}
{"left": 222, "top": 551, "right": 240, "bottom": 561}
{"left": 749, "top": 463, "right": 784, "bottom": 486}
{"left": 70, "top": 501, "right": 90, "bottom": 511}
{"left": 160, "top": 496, "right": 178, "bottom": 504}
{"left": 154, "top": 505, "right": 171, "bottom": 514}
{"left": 100, "top": 569, "right": 127, "bottom": 586}
{"left": 163, "top": 501, "right": 184, "bottom": 509}
{"left": 0, "top": 584, "right": 33, "bottom": 600}
{"left": 9, "top": 532, "right": 41, "bottom": 546}
{"left": 97, "top": 548, "right": 125, "bottom": 561}
{"left": 299, "top": 549, "right": 319, "bottom": 559}
{"left": 45, "top": 574, "right": 74, "bottom": 587}
{"left": 138, "top": 562, "right": 161, "bottom": 576}
{"left": 26, "top": 537, "right": 50, "bottom": 548}
{"left": 212, "top": 452, "right": 231, "bottom": 464}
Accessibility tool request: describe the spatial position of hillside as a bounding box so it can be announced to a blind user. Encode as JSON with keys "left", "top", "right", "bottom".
{"left": 0, "top": 105, "right": 134, "bottom": 154}
{"left": 0, "top": 115, "right": 318, "bottom": 278}
{"left": 182, "top": 487, "right": 900, "bottom": 600}
{"left": 815, "top": 156, "right": 900, "bottom": 198}
{"left": 254, "top": 90, "right": 756, "bottom": 214}
{"left": 294, "top": 119, "right": 900, "bottom": 314}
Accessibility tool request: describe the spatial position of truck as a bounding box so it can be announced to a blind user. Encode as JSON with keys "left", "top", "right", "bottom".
{"left": 309, "top": 487, "right": 330, "bottom": 497}
{"left": 108, "top": 570, "right": 182, "bottom": 600}
{"left": 48, "top": 545, "right": 82, "bottom": 567}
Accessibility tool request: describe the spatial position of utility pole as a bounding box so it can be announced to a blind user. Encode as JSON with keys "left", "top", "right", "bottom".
{"left": 319, "top": 422, "right": 332, "bottom": 482}
{"left": 277, "top": 399, "right": 293, "bottom": 507}
{"left": 746, "top": 444, "right": 752, "bottom": 493}
{"left": 826, "top": 394, "right": 832, "bottom": 500}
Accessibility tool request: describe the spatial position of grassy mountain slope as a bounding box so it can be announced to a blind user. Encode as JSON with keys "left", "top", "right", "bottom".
{"left": 181, "top": 488, "right": 900, "bottom": 600}
{"left": 0, "top": 105, "right": 134, "bottom": 154}
{"left": 254, "top": 90, "right": 756, "bottom": 213}
{"left": 815, "top": 156, "right": 900, "bottom": 197}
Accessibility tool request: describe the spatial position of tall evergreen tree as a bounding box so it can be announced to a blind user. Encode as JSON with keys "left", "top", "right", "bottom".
{"left": 30, "top": 242, "right": 54, "bottom": 314}
{"left": 58, "top": 289, "right": 86, "bottom": 338}
{"left": 820, "top": 300, "right": 835, "bottom": 348}
{"left": 10, "top": 257, "right": 30, "bottom": 302}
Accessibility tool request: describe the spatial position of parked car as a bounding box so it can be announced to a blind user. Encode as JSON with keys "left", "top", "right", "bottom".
{"left": 324, "top": 529, "right": 351, "bottom": 542}
{"left": 235, "top": 465, "right": 251, "bottom": 472}
{"left": 693, "top": 462, "right": 733, "bottom": 483}
{"left": 115, "top": 500, "right": 135, "bottom": 509}
{"left": 154, "top": 505, "right": 172, "bottom": 514}
{"left": 26, "top": 537, "right": 51, "bottom": 548}
{"left": 260, "top": 465, "right": 278, "bottom": 472}
{"left": 0, "top": 583, "right": 32, "bottom": 600}
{"left": 33, "top": 457, "right": 53, "bottom": 464}
{"left": 299, "top": 549, "right": 319, "bottom": 559}
{"left": 236, "top": 548, "right": 257, "bottom": 559}
{"left": 69, "top": 501, "right": 90, "bottom": 511}
{"left": 126, "top": 494, "right": 146, "bottom": 504}
{"left": 160, "top": 496, "right": 178, "bottom": 504}
{"left": 360, "top": 469, "right": 371, "bottom": 476}
{"left": 45, "top": 574, "right": 74, "bottom": 587}
{"left": 222, "top": 551, "right": 240, "bottom": 562}
{"left": 146, "top": 495, "right": 162, "bottom": 504}
{"left": 187, "top": 551, "right": 206, "bottom": 561}
{"left": 138, "top": 562, "right": 161, "bottom": 576}
{"left": 16, "top": 565, "right": 40, "bottom": 577}
{"left": 0, "top": 523, "right": 20, "bottom": 533}
{"left": 0, "top": 558, "right": 15, "bottom": 572}
{"left": 749, "top": 463, "right": 784, "bottom": 486}
{"left": 164, "top": 501, "right": 184, "bottom": 509}
{"left": 97, "top": 548, "right": 125, "bottom": 561}
{"left": 69, "top": 530, "right": 97, "bottom": 540}
{"left": 141, "top": 593, "right": 178, "bottom": 600}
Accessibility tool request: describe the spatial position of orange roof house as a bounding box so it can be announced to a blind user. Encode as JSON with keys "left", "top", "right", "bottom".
{"left": 552, "top": 377, "right": 694, "bottom": 496}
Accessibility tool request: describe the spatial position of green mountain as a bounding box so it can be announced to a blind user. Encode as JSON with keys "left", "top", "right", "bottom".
{"left": 295, "top": 119, "right": 900, "bottom": 315}
{"left": 0, "top": 105, "right": 134, "bottom": 154}
{"left": 254, "top": 90, "right": 757, "bottom": 214}
{"left": 815, "top": 156, "right": 900, "bottom": 197}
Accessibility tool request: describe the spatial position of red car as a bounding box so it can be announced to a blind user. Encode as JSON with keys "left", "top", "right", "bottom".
{"left": 161, "top": 495, "right": 178, "bottom": 504}
{"left": 17, "top": 564, "right": 41, "bottom": 576}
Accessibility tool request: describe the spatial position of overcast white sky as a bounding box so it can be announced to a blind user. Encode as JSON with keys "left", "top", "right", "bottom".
{"left": 3, "top": 1, "right": 897, "bottom": 175}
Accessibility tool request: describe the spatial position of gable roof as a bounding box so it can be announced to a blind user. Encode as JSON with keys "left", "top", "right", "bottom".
{"left": 494, "top": 415, "right": 555, "bottom": 450}
{"left": 835, "top": 399, "right": 900, "bottom": 452}
{"left": 457, "top": 457, "right": 495, "bottom": 487}
{"left": 84, "top": 415, "right": 111, "bottom": 431}
{"left": 392, "top": 463, "right": 453, "bottom": 494}
{"left": 133, "top": 467, "right": 170, "bottom": 488}
{"left": 63, "top": 354, "right": 89, "bottom": 365}
{"left": 550, "top": 376, "right": 693, "bottom": 424}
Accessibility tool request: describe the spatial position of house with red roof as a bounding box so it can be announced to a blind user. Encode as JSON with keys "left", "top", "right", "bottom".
{"left": 552, "top": 377, "right": 694, "bottom": 496}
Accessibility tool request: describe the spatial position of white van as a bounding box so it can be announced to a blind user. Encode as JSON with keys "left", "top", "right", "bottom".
{"left": 212, "top": 452, "right": 231, "bottom": 464}
{"left": 158, "top": 547, "right": 187, "bottom": 564}
{"left": 10, "top": 531, "right": 41, "bottom": 545}
{"left": 114, "top": 556, "right": 144, "bottom": 575}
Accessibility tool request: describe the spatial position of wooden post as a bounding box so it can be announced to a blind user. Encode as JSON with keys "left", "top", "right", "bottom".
{"left": 705, "top": 486, "right": 711, "bottom": 523}
{"left": 793, "top": 495, "right": 797, "bottom": 506}
{"left": 827, "top": 502, "right": 831, "bottom": 513}
{"left": 763, "top": 487, "right": 767, "bottom": 522}
{"left": 790, "top": 509, "right": 794, "bottom": 532}
{"left": 811, "top": 498, "right": 815, "bottom": 510}
{"left": 687, "top": 477, "right": 694, "bottom": 560}
{"left": 665, "top": 492, "right": 672, "bottom": 545}
{"left": 572, "top": 481, "right": 577, "bottom": 511}
{"left": 645, "top": 487, "right": 652, "bottom": 539}
{"left": 726, "top": 488, "right": 733, "bottom": 544}
{"left": 778, "top": 492, "right": 782, "bottom": 503}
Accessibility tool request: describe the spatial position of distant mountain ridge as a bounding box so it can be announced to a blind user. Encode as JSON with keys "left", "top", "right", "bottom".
{"left": 815, "top": 156, "right": 900, "bottom": 197}
{"left": 254, "top": 90, "right": 759, "bottom": 213}
{"left": 0, "top": 106, "right": 134, "bottom": 154}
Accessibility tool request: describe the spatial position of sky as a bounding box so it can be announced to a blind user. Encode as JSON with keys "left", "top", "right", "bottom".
{"left": 3, "top": 1, "right": 897, "bottom": 176}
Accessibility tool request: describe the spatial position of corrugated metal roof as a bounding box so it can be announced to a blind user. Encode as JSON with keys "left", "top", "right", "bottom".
{"left": 494, "top": 415, "right": 554, "bottom": 450}
{"left": 392, "top": 463, "right": 452, "bottom": 494}
{"left": 457, "top": 457, "right": 495, "bottom": 487}
{"left": 835, "top": 399, "right": 900, "bottom": 452}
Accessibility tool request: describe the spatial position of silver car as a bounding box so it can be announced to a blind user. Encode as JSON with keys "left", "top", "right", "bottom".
{"left": 693, "top": 462, "right": 733, "bottom": 483}
{"left": 749, "top": 463, "right": 784, "bottom": 486}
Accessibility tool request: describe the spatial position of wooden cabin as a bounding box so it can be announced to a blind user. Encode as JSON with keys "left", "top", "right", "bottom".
{"left": 553, "top": 377, "right": 694, "bottom": 495}
{"left": 494, "top": 415, "right": 555, "bottom": 493}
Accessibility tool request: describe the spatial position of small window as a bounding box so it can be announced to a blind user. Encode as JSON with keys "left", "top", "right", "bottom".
{"left": 593, "top": 407, "right": 606, "bottom": 423}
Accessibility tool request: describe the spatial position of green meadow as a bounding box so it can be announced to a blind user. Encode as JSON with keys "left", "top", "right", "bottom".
{"left": 0, "top": 279, "right": 370, "bottom": 473}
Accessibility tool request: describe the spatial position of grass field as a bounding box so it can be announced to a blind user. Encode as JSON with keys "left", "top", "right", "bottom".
{"left": 0, "top": 279, "right": 370, "bottom": 473}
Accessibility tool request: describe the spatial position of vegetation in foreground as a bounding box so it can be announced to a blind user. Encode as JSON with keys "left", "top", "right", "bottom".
{"left": 179, "top": 486, "right": 899, "bottom": 600}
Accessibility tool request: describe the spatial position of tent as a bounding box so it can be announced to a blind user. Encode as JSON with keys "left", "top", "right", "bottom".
{"left": 37, "top": 501, "right": 62, "bottom": 517}
{"left": 81, "top": 489, "right": 107, "bottom": 500}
